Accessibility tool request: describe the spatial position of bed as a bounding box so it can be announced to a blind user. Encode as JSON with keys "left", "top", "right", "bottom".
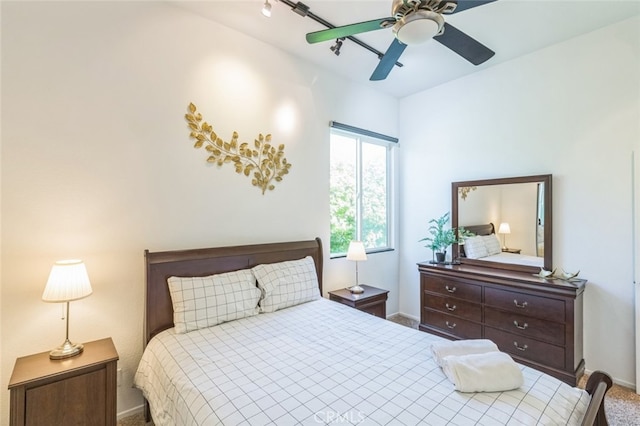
{"left": 460, "top": 223, "right": 544, "bottom": 268}
{"left": 135, "top": 237, "right": 612, "bottom": 425}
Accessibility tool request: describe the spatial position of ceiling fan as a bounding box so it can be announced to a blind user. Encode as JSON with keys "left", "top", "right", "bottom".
{"left": 305, "top": 0, "right": 497, "bottom": 81}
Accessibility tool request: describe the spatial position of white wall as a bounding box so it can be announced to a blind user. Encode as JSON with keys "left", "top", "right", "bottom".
{"left": 398, "top": 16, "right": 640, "bottom": 387}
{"left": 0, "top": 2, "right": 399, "bottom": 422}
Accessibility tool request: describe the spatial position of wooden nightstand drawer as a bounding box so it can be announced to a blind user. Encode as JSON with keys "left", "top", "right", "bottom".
{"left": 9, "top": 337, "right": 119, "bottom": 426}
{"left": 26, "top": 368, "right": 107, "bottom": 424}
{"left": 329, "top": 285, "right": 389, "bottom": 319}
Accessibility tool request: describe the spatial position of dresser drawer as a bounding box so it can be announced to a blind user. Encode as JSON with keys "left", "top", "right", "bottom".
{"left": 484, "top": 308, "right": 565, "bottom": 346}
{"left": 423, "top": 309, "right": 482, "bottom": 339}
{"left": 425, "top": 293, "right": 481, "bottom": 322}
{"left": 422, "top": 276, "right": 481, "bottom": 302}
{"left": 485, "top": 287, "right": 565, "bottom": 322}
{"left": 485, "top": 327, "right": 565, "bottom": 370}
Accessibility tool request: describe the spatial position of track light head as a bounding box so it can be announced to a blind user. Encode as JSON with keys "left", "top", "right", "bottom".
{"left": 330, "top": 38, "right": 344, "bottom": 56}
{"left": 261, "top": 0, "right": 272, "bottom": 17}
{"left": 292, "top": 2, "right": 310, "bottom": 17}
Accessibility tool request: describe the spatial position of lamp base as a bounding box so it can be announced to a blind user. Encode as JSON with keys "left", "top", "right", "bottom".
{"left": 49, "top": 339, "right": 84, "bottom": 360}
{"left": 349, "top": 285, "right": 364, "bottom": 294}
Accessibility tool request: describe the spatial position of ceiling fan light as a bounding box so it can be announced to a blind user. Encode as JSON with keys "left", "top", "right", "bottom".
{"left": 393, "top": 10, "right": 444, "bottom": 45}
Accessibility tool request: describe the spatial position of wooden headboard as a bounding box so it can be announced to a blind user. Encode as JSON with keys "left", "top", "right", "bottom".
{"left": 463, "top": 223, "right": 495, "bottom": 236}
{"left": 143, "top": 237, "right": 323, "bottom": 346}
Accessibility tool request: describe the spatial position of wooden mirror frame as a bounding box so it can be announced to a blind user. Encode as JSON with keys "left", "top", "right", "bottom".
{"left": 451, "top": 174, "right": 552, "bottom": 273}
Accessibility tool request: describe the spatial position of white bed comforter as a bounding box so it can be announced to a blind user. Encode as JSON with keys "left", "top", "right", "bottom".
{"left": 134, "top": 298, "right": 589, "bottom": 426}
{"left": 482, "top": 252, "right": 544, "bottom": 268}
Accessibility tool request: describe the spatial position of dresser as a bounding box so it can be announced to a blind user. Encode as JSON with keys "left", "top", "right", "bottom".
{"left": 8, "top": 337, "right": 119, "bottom": 426}
{"left": 418, "top": 262, "right": 585, "bottom": 386}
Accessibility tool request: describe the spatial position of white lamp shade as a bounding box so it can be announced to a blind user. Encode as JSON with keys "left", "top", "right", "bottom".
{"left": 42, "top": 259, "right": 93, "bottom": 302}
{"left": 498, "top": 223, "right": 511, "bottom": 234}
{"left": 346, "top": 241, "right": 367, "bottom": 261}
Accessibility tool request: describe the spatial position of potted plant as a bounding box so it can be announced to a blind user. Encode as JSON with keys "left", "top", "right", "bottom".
{"left": 420, "top": 212, "right": 472, "bottom": 264}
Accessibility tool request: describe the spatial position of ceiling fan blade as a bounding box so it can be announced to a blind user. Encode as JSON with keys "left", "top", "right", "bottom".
{"left": 434, "top": 22, "right": 494, "bottom": 65}
{"left": 450, "top": 0, "right": 497, "bottom": 14}
{"left": 370, "top": 39, "right": 407, "bottom": 81}
{"left": 306, "top": 17, "right": 395, "bottom": 44}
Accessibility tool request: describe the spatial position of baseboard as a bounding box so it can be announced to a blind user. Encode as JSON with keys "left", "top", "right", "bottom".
{"left": 118, "top": 404, "right": 144, "bottom": 421}
{"left": 584, "top": 368, "right": 637, "bottom": 392}
{"left": 393, "top": 311, "right": 419, "bottom": 321}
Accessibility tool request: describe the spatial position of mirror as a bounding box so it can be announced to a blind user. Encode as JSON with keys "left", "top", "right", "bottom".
{"left": 452, "top": 175, "right": 552, "bottom": 273}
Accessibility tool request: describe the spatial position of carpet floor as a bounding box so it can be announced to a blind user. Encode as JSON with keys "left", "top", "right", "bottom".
{"left": 119, "top": 314, "right": 640, "bottom": 425}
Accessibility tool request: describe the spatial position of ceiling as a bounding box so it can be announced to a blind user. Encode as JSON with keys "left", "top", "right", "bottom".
{"left": 170, "top": 0, "right": 640, "bottom": 98}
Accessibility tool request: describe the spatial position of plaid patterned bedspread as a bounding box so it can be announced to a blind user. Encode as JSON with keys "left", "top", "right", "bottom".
{"left": 134, "top": 298, "right": 589, "bottom": 425}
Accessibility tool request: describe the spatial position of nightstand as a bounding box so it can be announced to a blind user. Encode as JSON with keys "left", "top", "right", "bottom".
{"left": 501, "top": 248, "right": 522, "bottom": 254}
{"left": 8, "top": 337, "right": 119, "bottom": 426}
{"left": 329, "top": 284, "right": 389, "bottom": 319}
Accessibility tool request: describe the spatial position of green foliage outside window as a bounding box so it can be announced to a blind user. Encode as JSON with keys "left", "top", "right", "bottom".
{"left": 330, "top": 161, "right": 356, "bottom": 254}
{"left": 330, "top": 134, "right": 389, "bottom": 255}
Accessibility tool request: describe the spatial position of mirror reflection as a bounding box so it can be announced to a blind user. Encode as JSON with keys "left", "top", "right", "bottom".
{"left": 452, "top": 175, "right": 552, "bottom": 273}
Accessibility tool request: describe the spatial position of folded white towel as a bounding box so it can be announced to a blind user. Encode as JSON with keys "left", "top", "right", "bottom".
{"left": 441, "top": 351, "right": 524, "bottom": 393}
{"left": 431, "top": 339, "right": 499, "bottom": 366}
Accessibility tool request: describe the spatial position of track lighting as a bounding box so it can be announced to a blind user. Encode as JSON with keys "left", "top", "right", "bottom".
{"left": 261, "top": 0, "right": 272, "bottom": 17}
{"left": 330, "top": 38, "right": 344, "bottom": 56}
{"left": 276, "top": 0, "right": 404, "bottom": 69}
{"left": 291, "top": 1, "right": 310, "bottom": 17}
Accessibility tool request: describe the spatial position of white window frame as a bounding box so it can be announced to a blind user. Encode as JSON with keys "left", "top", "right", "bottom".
{"left": 329, "top": 121, "right": 397, "bottom": 257}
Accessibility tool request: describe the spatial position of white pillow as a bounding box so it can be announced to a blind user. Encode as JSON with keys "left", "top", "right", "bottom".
{"left": 252, "top": 256, "right": 320, "bottom": 312}
{"left": 463, "top": 236, "right": 489, "bottom": 259}
{"left": 482, "top": 234, "right": 502, "bottom": 256}
{"left": 167, "top": 269, "right": 261, "bottom": 334}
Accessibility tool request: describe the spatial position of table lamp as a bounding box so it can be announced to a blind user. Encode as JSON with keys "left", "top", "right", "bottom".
{"left": 346, "top": 241, "right": 367, "bottom": 294}
{"left": 42, "top": 259, "right": 93, "bottom": 359}
{"left": 498, "top": 222, "right": 511, "bottom": 249}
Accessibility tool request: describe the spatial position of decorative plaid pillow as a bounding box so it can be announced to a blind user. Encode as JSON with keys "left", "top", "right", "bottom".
{"left": 252, "top": 256, "right": 320, "bottom": 313}
{"left": 168, "top": 269, "right": 261, "bottom": 334}
{"left": 463, "top": 236, "right": 489, "bottom": 259}
{"left": 483, "top": 234, "right": 502, "bottom": 255}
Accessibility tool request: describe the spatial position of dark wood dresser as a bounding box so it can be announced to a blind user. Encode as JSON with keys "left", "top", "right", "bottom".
{"left": 418, "top": 262, "right": 585, "bottom": 386}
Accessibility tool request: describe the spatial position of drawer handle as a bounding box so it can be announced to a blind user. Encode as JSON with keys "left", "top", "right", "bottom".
{"left": 445, "top": 285, "right": 457, "bottom": 293}
{"left": 513, "top": 342, "right": 528, "bottom": 351}
{"left": 445, "top": 303, "right": 457, "bottom": 312}
{"left": 513, "top": 299, "right": 528, "bottom": 309}
{"left": 513, "top": 321, "right": 529, "bottom": 330}
{"left": 445, "top": 321, "right": 457, "bottom": 329}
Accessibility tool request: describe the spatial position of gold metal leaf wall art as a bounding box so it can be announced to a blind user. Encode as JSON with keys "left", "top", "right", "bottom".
{"left": 458, "top": 186, "right": 477, "bottom": 200}
{"left": 185, "top": 103, "right": 292, "bottom": 194}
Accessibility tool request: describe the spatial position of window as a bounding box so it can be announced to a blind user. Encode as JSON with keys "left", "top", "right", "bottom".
{"left": 329, "top": 122, "right": 396, "bottom": 256}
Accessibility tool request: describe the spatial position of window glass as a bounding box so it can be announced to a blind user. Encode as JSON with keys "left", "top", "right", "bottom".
{"left": 330, "top": 128, "right": 393, "bottom": 256}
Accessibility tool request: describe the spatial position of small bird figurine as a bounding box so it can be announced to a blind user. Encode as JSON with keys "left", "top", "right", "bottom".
{"left": 557, "top": 269, "right": 580, "bottom": 280}
{"left": 536, "top": 267, "right": 555, "bottom": 278}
